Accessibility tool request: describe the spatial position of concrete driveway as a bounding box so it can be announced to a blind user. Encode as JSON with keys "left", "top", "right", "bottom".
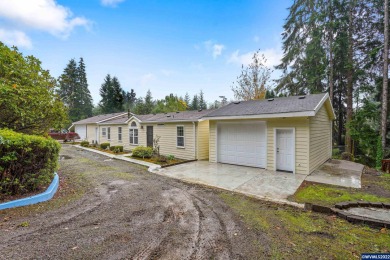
{"left": 158, "top": 161, "right": 306, "bottom": 205}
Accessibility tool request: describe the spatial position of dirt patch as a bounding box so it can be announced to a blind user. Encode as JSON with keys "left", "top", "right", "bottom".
{"left": 0, "top": 145, "right": 261, "bottom": 259}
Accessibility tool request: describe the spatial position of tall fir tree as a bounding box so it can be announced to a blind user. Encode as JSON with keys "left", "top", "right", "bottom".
{"left": 99, "top": 74, "right": 125, "bottom": 113}
{"left": 191, "top": 94, "right": 199, "bottom": 110}
{"left": 77, "top": 58, "right": 93, "bottom": 118}
{"left": 58, "top": 58, "right": 93, "bottom": 122}
{"left": 198, "top": 90, "right": 207, "bottom": 110}
{"left": 184, "top": 92, "right": 191, "bottom": 110}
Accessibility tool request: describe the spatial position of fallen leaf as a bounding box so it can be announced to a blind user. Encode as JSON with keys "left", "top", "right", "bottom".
{"left": 380, "top": 228, "right": 387, "bottom": 234}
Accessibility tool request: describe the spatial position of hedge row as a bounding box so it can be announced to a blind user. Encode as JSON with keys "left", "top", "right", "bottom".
{"left": 0, "top": 129, "right": 60, "bottom": 196}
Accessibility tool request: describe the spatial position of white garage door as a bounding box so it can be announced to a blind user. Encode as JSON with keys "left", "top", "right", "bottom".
{"left": 217, "top": 122, "right": 266, "bottom": 168}
{"left": 75, "top": 125, "right": 86, "bottom": 140}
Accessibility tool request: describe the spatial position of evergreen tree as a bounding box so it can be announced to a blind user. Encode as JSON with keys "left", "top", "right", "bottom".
{"left": 198, "top": 90, "right": 207, "bottom": 110}
{"left": 99, "top": 74, "right": 125, "bottom": 113}
{"left": 58, "top": 58, "right": 94, "bottom": 122}
{"left": 191, "top": 94, "right": 199, "bottom": 110}
{"left": 77, "top": 58, "right": 93, "bottom": 118}
{"left": 133, "top": 90, "right": 155, "bottom": 115}
{"left": 123, "top": 89, "right": 136, "bottom": 110}
{"left": 184, "top": 92, "right": 190, "bottom": 110}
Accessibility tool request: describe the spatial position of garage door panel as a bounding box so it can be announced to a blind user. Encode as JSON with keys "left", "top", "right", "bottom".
{"left": 217, "top": 123, "right": 266, "bottom": 168}
{"left": 75, "top": 125, "right": 86, "bottom": 140}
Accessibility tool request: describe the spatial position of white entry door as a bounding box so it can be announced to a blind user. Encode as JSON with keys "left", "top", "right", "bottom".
{"left": 276, "top": 129, "right": 294, "bottom": 172}
{"left": 217, "top": 122, "right": 266, "bottom": 168}
{"left": 95, "top": 127, "right": 99, "bottom": 143}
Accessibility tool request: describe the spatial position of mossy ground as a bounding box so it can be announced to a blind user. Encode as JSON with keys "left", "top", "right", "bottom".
{"left": 290, "top": 172, "right": 390, "bottom": 207}
{"left": 219, "top": 192, "right": 390, "bottom": 259}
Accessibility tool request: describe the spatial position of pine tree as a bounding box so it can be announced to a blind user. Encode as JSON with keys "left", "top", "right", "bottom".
{"left": 123, "top": 89, "right": 136, "bottom": 110}
{"left": 77, "top": 58, "right": 93, "bottom": 118}
{"left": 184, "top": 92, "right": 190, "bottom": 110}
{"left": 58, "top": 58, "right": 94, "bottom": 122}
{"left": 198, "top": 90, "right": 207, "bottom": 110}
{"left": 191, "top": 95, "right": 199, "bottom": 110}
{"left": 99, "top": 74, "right": 125, "bottom": 113}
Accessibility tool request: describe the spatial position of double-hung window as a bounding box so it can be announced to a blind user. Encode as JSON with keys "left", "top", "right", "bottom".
{"left": 177, "top": 126, "right": 184, "bottom": 147}
{"left": 102, "top": 127, "right": 107, "bottom": 137}
{"left": 107, "top": 127, "right": 111, "bottom": 140}
{"left": 118, "top": 127, "right": 122, "bottom": 141}
{"left": 129, "top": 122, "right": 138, "bottom": 145}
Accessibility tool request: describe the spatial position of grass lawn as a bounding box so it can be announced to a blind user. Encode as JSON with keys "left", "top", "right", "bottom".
{"left": 127, "top": 155, "right": 187, "bottom": 166}
{"left": 290, "top": 172, "right": 390, "bottom": 207}
{"left": 220, "top": 192, "right": 390, "bottom": 259}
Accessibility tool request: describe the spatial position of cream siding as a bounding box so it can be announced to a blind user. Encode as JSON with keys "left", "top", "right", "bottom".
{"left": 309, "top": 105, "right": 332, "bottom": 172}
{"left": 208, "top": 117, "right": 310, "bottom": 175}
{"left": 136, "top": 122, "right": 196, "bottom": 160}
{"left": 86, "top": 124, "right": 98, "bottom": 143}
{"left": 98, "top": 124, "right": 131, "bottom": 150}
{"left": 266, "top": 118, "right": 309, "bottom": 175}
{"left": 197, "top": 120, "right": 210, "bottom": 160}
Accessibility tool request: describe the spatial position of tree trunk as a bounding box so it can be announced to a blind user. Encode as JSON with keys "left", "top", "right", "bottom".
{"left": 381, "top": 0, "right": 389, "bottom": 153}
{"left": 345, "top": 1, "right": 354, "bottom": 154}
{"left": 328, "top": 0, "right": 334, "bottom": 104}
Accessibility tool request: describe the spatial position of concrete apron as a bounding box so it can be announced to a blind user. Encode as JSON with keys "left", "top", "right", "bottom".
{"left": 157, "top": 161, "right": 306, "bottom": 208}
{"left": 305, "top": 159, "right": 364, "bottom": 188}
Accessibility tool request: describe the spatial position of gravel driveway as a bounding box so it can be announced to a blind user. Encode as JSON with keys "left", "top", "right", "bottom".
{"left": 0, "top": 145, "right": 266, "bottom": 259}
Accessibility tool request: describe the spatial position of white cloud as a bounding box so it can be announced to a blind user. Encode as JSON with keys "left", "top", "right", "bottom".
{"left": 228, "top": 48, "right": 283, "bottom": 67}
{"left": 101, "top": 0, "right": 125, "bottom": 7}
{"left": 140, "top": 73, "right": 155, "bottom": 85}
{"left": 253, "top": 36, "right": 260, "bottom": 43}
{"left": 212, "top": 44, "right": 225, "bottom": 59}
{"left": 0, "top": 29, "right": 32, "bottom": 48}
{"left": 201, "top": 40, "right": 225, "bottom": 59}
{"left": 0, "top": 0, "right": 90, "bottom": 38}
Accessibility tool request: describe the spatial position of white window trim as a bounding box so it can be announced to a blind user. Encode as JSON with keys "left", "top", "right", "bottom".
{"left": 177, "top": 125, "right": 185, "bottom": 148}
{"left": 118, "top": 127, "right": 122, "bottom": 142}
{"left": 102, "top": 127, "right": 107, "bottom": 137}
{"left": 129, "top": 124, "right": 139, "bottom": 145}
{"left": 107, "top": 127, "right": 111, "bottom": 140}
{"left": 274, "top": 127, "right": 295, "bottom": 174}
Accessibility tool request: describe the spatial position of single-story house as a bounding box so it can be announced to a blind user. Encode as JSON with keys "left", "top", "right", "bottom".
{"left": 70, "top": 92, "right": 334, "bottom": 175}
{"left": 70, "top": 110, "right": 213, "bottom": 160}
{"left": 202, "top": 92, "right": 335, "bottom": 175}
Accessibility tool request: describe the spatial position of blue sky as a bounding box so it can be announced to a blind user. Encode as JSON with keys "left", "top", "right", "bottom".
{"left": 0, "top": 0, "right": 291, "bottom": 105}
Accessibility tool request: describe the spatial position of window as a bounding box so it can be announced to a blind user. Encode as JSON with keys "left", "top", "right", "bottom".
{"left": 118, "top": 127, "right": 122, "bottom": 141}
{"left": 107, "top": 127, "right": 111, "bottom": 140}
{"left": 129, "top": 122, "right": 138, "bottom": 145}
{"left": 177, "top": 126, "right": 184, "bottom": 147}
{"left": 102, "top": 127, "right": 107, "bottom": 137}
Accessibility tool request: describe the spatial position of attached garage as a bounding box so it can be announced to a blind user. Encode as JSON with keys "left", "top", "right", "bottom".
{"left": 75, "top": 124, "right": 87, "bottom": 140}
{"left": 217, "top": 122, "right": 266, "bottom": 168}
{"left": 205, "top": 93, "right": 335, "bottom": 175}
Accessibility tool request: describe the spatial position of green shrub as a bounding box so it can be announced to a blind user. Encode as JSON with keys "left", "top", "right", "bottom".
{"left": 80, "top": 140, "right": 89, "bottom": 147}
{"left": 132, "top": 146, "right": 153, "bottom": 158}
{"left": 332, "top": 148, "right": 341, "bottom": 159}
{"left": 167, "top": 154, "right": 175, "bottom": 161}
{"left": 0, "top": 129, "right": 60, "bottom": 196}
{"left": 100, "top": 142, "right": 110, "bottom": 150}
{"left": 109, "top": 146, "right": 124, "bottom": 153}
{"left": 341, "top": 152, "right": 354, "bottom": 161}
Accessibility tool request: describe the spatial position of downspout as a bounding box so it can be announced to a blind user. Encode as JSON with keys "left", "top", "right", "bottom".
{"left": 193, "top": 122, "right": 197, "bottom": 160}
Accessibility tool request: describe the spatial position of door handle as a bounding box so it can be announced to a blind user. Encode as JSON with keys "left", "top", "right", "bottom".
{"left": 277, "top": 148, "right": 279, "bottom": 153}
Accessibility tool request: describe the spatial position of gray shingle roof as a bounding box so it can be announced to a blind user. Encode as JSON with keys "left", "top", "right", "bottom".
{"left": 134, "top": 109, "right": 215, "bottom": 122}
{"left": 72, "top": 112, "right": 126, "bottom": 125}
{"left": 204, "top": 93, "right": 328, "bottom": 118}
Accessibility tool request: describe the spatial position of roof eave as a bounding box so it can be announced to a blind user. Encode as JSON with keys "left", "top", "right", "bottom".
{"left": 203, "top": 111, "right": 316, "bottom": 120}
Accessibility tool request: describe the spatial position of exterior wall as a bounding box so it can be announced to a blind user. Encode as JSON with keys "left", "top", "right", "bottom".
{"left": 309, "top": 105, "right": 332, "bottom": 172}
{"left": 98, "top": 124, "right": 131, "bottom": 150}
{"left": 197, "top": 120, "right": 210, "bottom": 160}
{"left": 86, "top": 124, "right": 98, "bottom": 143}
{"left": 266, "top": 118, "right": 309, "bottom": 175}
{"left": 209, "top": 117, "right": 310, "bottom": 175}
{"left": 150, "top": 122, "right": 196, "bottom": 160}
